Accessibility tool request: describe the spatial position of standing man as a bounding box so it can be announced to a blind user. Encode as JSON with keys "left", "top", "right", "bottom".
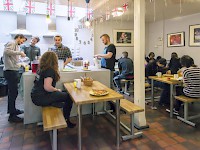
{"left": 95, "top": 34, "right": 116, "bottom": 89}
{"left": 3, "top": 34, "right": 26, "bottom": 122}
{"left": 113, "top": 51, "right": 134, "bottom": 93}
{"left": 50, "top": 35, "right": 72, "bottom": 67}
{"left": 21, "top": 36, "right": 41, "bottom": 61}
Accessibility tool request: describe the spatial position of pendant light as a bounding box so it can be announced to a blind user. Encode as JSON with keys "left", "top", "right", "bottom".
{"left": 85, "top": 0, "right": 90, "bottom": 27}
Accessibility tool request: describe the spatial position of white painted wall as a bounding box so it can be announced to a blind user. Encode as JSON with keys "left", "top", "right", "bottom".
{"left": 94, "top": 20, "right": 135, "bottom": 61}
{"left": 0, "top": 13, "right": 94, "bottom": 63}
{"left": 148, "top": 13, "right": 200, "bottom": 66}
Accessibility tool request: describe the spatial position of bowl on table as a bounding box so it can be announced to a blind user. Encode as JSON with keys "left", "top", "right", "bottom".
{"left": 81, "top": 77, "right": 93, "bottom": 86}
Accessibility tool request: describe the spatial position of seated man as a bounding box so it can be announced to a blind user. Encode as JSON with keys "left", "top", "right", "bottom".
{"left": 145, "top": 58, "right": 169, "bottom": 105}
{"left": 113, "top": 51, "right": 133, "bottom": 93}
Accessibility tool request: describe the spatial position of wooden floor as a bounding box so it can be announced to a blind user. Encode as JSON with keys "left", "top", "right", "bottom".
{"left": 0, "top": 90, "right": 200, "bottom": 150}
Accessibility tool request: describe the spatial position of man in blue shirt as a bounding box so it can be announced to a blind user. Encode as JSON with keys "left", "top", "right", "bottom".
{"left": 113, "top": 51, "right": 134, "bottom": 93}
{"left": 95, "top": 34, "right": 116, "bottom": 88}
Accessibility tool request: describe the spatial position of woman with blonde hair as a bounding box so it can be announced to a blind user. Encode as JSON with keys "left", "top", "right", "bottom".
{"left": 31, "top": 51, "right": 75, "bottom": 128}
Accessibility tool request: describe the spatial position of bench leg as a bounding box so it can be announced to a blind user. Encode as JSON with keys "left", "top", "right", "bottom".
{"left": 77, "top": 105, "right": 82, "bottom": 150}
{"left": 151, "top": 79, "right": 157, "bottom": 110}
{"left": 50, "top": 129, "right": 57, "bottom": 150}
{"left": 177, "top": 103, "right": 196, "bottom": 127}
{"left": 122, "top": 114, "right": 142, "bottom": 141}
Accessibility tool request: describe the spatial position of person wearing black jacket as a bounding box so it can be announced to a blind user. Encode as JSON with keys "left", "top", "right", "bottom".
{"left": 167, "top": 52, "right": 181, "bottom": 74}
{"left": 145, "top": 58, "right": 170, "bottom": 105}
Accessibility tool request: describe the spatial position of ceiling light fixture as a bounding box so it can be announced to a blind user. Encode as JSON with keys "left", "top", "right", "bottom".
{"left": 67, "top": 0, "right": 70, "bottom": 20}
{"left": 46, "top": 0, "right": 51, "bottom": 24}
{"left": 112, "top": 7, "right": 124, "bottom": 17}
{"left": 85, "top": 0, "right": 91, "bottom": 27}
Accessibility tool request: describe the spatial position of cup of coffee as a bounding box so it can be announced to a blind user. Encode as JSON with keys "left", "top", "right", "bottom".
{"left": 156, "top": 72, "right": 162, "bottom": 78}
{"left": 74, "top": 79, "right": 81, "bottom": 89}
{"left": 174, "top": 74, "right": 179, "bottom": 79}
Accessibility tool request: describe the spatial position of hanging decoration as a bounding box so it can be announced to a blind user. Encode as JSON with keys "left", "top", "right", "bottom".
{"left": 47, "top": 1, "right": 55, "bottom": 16}
{"left": 105, "top": 11, "right": 110, "bottom": 20}
{"left": 99, "top": 16, "right": 104, "bottom": 23}
{"left": 122, "top": 2, "right": 128, "bottom": 12}
{"left": 24, "top": 0, "right": 35, "bottom": 14}
{"left": 153, "top": 0, "right": 156, "bottom": 22}
{"left": 87, "top": 10, "right": 93, "bottom": 20}
{"left": 67, "top": 0, "right": 75, "bottom": 20}
{"left": 3, "top": 0, "right": 14, "bottom": 11}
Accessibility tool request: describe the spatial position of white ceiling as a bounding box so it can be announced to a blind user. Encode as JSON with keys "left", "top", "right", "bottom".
{"left": 35, "top": 0, "right": 200, "bottom": 22}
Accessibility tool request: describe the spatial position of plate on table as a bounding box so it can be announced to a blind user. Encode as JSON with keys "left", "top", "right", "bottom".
{"left": 89, "top": 89, "right": 109, "bottom": 96}
{"left": 170, "top": 77, "right": 183, "bottom": 81}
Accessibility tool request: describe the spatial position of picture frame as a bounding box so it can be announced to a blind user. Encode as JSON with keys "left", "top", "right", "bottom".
{"left": 189, "top": 24, "right": 200, "bottom": 47}
{"left": 113, "top": 29, "right": 134, "bottom": 47}
{"left": 167, "top": 32, "right": 185, "bottom": 47}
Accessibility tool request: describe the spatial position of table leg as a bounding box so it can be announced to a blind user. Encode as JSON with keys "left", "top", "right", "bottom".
{"left": 77, "top": 105, "right": 82, "bottom": 150}
{"left": 116, "top": 99, "right": 120, "bottom": 148}
{"left": 151, "top": 79, "right": 157, "bottom": 109}
{"left": 170, "top": 85, "right": 174, "bottom": 118}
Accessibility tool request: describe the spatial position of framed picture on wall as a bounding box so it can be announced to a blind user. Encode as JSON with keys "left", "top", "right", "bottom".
{"left": 113, "top": 29, "right": 134, "bottom": 47}
{"left": 189, "top": 24, "right": 200, "bottom": 47}
{"left": 167, "top": 32, "right": 185, "bottom": 47}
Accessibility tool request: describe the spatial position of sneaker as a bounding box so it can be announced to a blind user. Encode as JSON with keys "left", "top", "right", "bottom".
{"left": 166, "top": 108, "right": 179, "bottom": 116}
{"left": 15, "top": 109, "right": 24, "bottom": 115}
{"left": 8, "top": 115, "right": 23, "bottom": 123}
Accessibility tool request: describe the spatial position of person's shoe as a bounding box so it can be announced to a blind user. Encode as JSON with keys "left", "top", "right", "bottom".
{"left": 166, "top": 108, "right": 179, "bottom": 116}
{"left": 117, "top": 90, "right": 124, "bottom": 94}
{"left": 51, "top": 102, "right": 64, "bottom": 108}
{"left": 66, "top": 120, "right": 76, "bottom": 128}
{"left": 173, "top": 108, "right": 179, "bottom": 115}
{"left": 8, "top": 115, "right": 23, "bottom": 123}
{"left": 15, "top": 109, "right": 24, "bottom": 115}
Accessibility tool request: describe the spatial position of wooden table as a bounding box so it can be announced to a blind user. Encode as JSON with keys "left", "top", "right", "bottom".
{"left": 64, "top": 81, "right": 123, "bottom": 150}
{"left": 149, "top": 76, "right": 182, "bottom": 118}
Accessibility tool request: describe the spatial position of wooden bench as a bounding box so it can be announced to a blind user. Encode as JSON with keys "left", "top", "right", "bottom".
{"left": 42, "top": 107, "right": 67, "bottom": 150}
{"left": 108, "top": 99, "right": 144, "bottom": 141}
{"left": 175, "top": 95, "right": 200, "bottom": 127}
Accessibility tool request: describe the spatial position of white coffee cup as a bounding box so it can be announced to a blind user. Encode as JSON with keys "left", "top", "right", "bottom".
{"left": 174, "top": 74, "right": 179, "bottom": 79}
{"left": 156, "top": 72, "right": 162, "bottom": 78}
{"left": 74, "top": 79, "right": 81, "bottom": 89}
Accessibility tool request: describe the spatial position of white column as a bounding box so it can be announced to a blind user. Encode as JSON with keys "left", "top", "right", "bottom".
{"left": 134, "top": 0, "right": 148, "bottom": 128}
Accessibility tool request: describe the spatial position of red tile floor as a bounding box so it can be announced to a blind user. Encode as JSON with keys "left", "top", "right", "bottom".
{"left": 0, "top": 90, "right": 200, "bottom": 150}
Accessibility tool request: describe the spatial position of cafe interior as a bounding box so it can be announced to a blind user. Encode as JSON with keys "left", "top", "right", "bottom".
{"left": 0, "top": 0, "right": 200, "bottom": 149}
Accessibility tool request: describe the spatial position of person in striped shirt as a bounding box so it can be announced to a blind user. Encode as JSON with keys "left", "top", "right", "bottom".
{"left": 174, "top": 55, "right": 200, "bottom": 112}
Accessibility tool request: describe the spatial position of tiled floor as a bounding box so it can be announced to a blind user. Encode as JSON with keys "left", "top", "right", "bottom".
{"left": 0, "top": 90, "right": 200, "bottom": 150}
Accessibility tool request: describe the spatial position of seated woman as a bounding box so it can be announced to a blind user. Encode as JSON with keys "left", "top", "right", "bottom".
{"left": 31, "top": 51, "right": 75, "bottom": 128}
{"left": 174, "top": 55, "right": 200, "bottom": 113}
{"left": 167, "top": 52, "right": 181, "bottom": 74}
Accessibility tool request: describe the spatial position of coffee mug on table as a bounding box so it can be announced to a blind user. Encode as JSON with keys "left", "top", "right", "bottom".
{"left": 156, "top": 72, "right": 162, "bottom": 77}
{"left": 74, "top": 79, "right": 81, "bottom": 89}
{"left": 174, "top": 74, "right": 179, "bottom": 79}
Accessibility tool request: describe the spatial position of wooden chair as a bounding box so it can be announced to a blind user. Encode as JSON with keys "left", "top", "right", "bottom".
{"left": 42, "top": 107, "right": 67, "bottom": 150}
{"left": 175, "top": 95, "right": 200, "bottom": 127}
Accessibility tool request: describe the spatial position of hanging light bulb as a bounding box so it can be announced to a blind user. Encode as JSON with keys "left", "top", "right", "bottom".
{"left": 85, "top": 0, "right": 90, "bottom": 27}
{"left": 46, "top": 0, "right": 51, "bottom": 23}
{"left": 85, "top": 18, "right": 91, "bottom": 27}
{"left": 46, "top": 14, "right": 51, "bottom": 23}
